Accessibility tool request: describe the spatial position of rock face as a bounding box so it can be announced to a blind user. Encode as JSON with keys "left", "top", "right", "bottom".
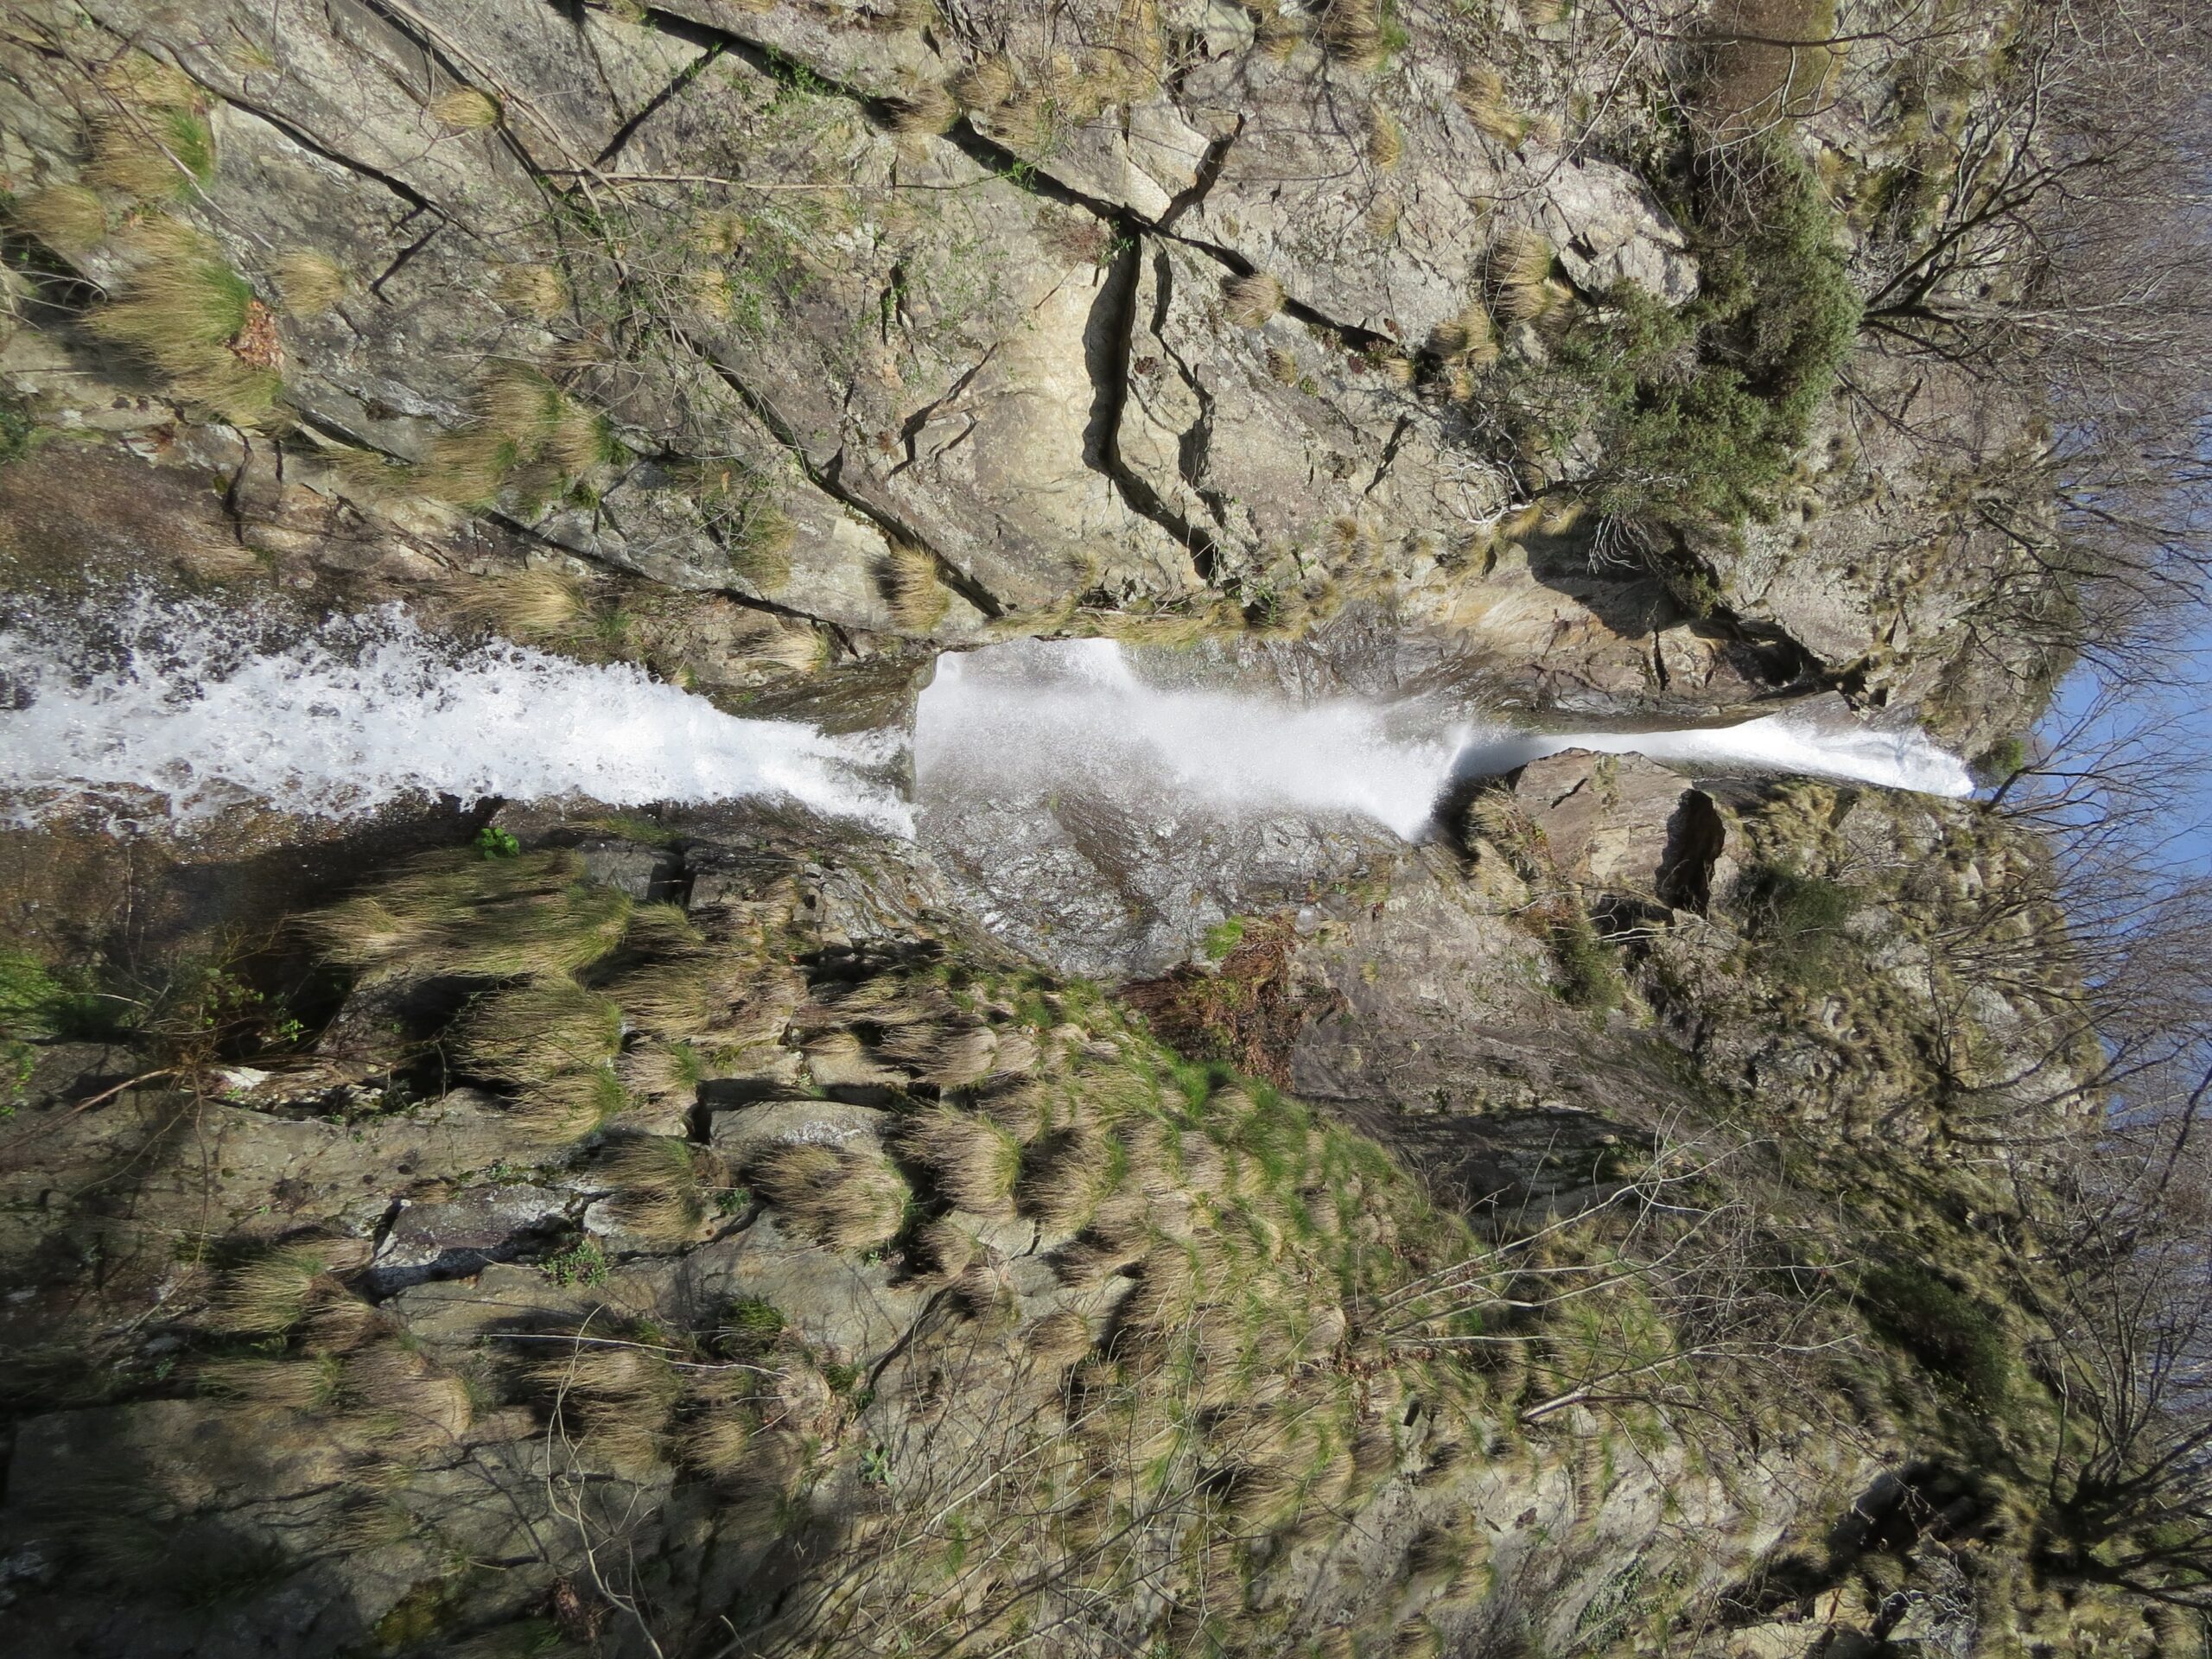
{"left": 1499, "top": 749, "right": 1726, "bottom": 912}
{"left": 0, "top": 0, "right": 2052, "bottom": 734}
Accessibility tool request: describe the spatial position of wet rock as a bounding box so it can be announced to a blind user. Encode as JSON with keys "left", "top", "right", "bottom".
{"left": 708, "top": 1100, "right": 894, "bottom": 1166}
{"left": 577, "top": 836, "right": 681, "bottom": 902}
{"left": 369, "top": 1183, "right": 573, "bottom": 1289}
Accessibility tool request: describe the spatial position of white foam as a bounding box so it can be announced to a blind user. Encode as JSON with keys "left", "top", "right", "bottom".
{"left": 915, "top": 639, "right": 1972, "bottom": 842}
{"left": 0, "top": 594, "right": 912, "bottom": 833}
{"left": 918, "top": 639, "right": 1462, "bottom": 839}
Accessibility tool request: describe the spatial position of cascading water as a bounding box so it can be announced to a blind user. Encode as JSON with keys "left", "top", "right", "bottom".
{"left": 3, "top": 602, "right": 1973, "bottom": 973}
{"left": 910, "top": 637, "right": 1973, "bottom": 974}
{"left": 0, "top": 594, "right": 912, "bottom": 834}
{"left": 913, "top": 637, "right": 1974, "bottom": 830}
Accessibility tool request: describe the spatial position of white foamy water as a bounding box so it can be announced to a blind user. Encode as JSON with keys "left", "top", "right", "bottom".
{"left": 915, "top": 638, "right": 1972, "bottom": 840}
{"left": 917, "top": 639, "right": 1462, "bottom": 838}
{"left": 0, "top": 594, "right": 912, "bottom": 833}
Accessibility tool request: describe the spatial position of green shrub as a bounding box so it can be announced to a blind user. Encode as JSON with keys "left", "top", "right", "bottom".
{"left": 1859, "top": 1263, "right": 2012, "bottom": 1406}
{"left": 1547, "top": 141, "right": 1860, "bottom": 529}
{"left": 1974, "top": 735, "right": 2028, "bottom": 787}
{"left": 474, "top": 824, "right": 520, "bottom": 860}
{"left": 1739, "top": 863, "right": 1857, "bottom": 991}
{"left": 1548, "top": 912, "right": 1625, "bottom": 1012}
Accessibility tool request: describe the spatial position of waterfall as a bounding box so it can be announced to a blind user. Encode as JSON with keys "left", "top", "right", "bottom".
{"left": 0, "top": 593, "right": 912, "bottom": 834}
{"left": 913, "top": 638, "right": 1972, "bottom": 841}
{"left": 2, "top": 603, "right": 1971, "bottom": 842}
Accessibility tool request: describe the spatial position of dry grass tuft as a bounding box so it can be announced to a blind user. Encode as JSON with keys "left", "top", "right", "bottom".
{"left": 1015, "top": 1126, "right": 1121, "bottom": 1232}
{"left": 751, "top": 1142, "right": 911, "bottom": 1252}
{"left": 953, "top": 1258, "right": 1018, "bottom": 1327}
{"left": 305, "top": 849, "right": 634, "bottom": 982}
{"left": 1252, "top": 1, "right": 1305, "bottom": 60}
{"left": 1365, "top": 196, "right": 1403, "bottom": 243}
{"left": 86, "top": 107, "right": 214, "bottom": 201}
{"left": 1222, "top": 271, "right": 1283, "bottom": 329}
{"left": 1264, "top": 346, "right": 1300, "bottom": 385}
{"left": 727, "top": 499, "right": 796, "bottom": 592}
{"left": 271, "top": 250, "right": 344, "bottom": 315}
{"left": 1319, "top": 0, "right": 1387, "bottom": 70}
{"left": 1453, "top": 302, "right": 1498, "bottom": 360}
{"left": 901, "top": 1106, "right": 1023, "bottom": 1214}
{"left": 915, "top": 1215, "right": 979, "bottom": 1279}
{"left": 620, "top": 1038, "right": 705, "bottom": 1101}
{"left": 529, "top": 1343, "right": 678, "bottom": 1467}
{"left": 509, "top": 1062, "right": 628, "bottom": 1139}
{"left": 444, "top": 567, "right": 587, "bottom": 644}
{"left": 1486, "top": 226, "right": 1554, "bottom": 321}
{"left": 1426, "top": 316, "right": 1472, "bottom": 359}
{"left": 607, "top": 957, "right": 726, "bottom": 1041}
{"left": 1455, "top": 66, "right": 1526, "bottom": 149}
{"left": 1365, "top": 346, "right": 1415, "bottom": 386}
{"left": 1052, "top": 1212, "right": 1149, "bottom": 1287}
{"left": 1366, "top": 107, "right": 1402, "bottom": 169}
{"left": 598, "top": 1133, "right": 728, "bottom": 1240}
{"left": 880, "top": 1020, "right": 997, "bottom": 1087}
{"left": 496, "top": 264, "right": 569, "bottom": 320}
{"left": 208, "top": 1239, "right": 365, "bottom": 1336}
{"left": 301, "top": 1294, "right": 390, "bottom": 1353}
{"left": 1116, "top": 1242, "right": 1199, "bottom": 1333}
{"left": 91, "top": 217, "right": 282, "bottom": 423}
{"left": 11, "top": 184, "right": 108, "bottom": 257}
{"left": 409, "top": 365, "right": 611, "bottom": 509}
{"left": 685, "top": 1408, "right": 758, "bottom": 1479}
{"left": 886, "top": 76, "right": 960, "bottom": 137}
{"left": 1026, "top": 1309, "right": 1095, "bottom": 1370}
{"left": 429, "top": 88, "right": 501, "bottom": 132}
{"left": 452, "top": 978, "right": 622, "bottom": 1085}
{"left": 99, "top": 53, "right": 201, "bottom": 111}
{"left": 194, "top": 1353, "right": 343, "bottom": 1411}
{"left": 953, "top": 56, "right": 1017, "bottom": 111}
{"left": 882, "top": 539, "right": 951, "bottom": 633}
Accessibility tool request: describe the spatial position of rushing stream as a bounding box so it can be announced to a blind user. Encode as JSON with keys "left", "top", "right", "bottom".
{"left": 0, "top": 594, "right": 912, "bottom": 834}
{"left": 3, "top": 599, "right": 1971, "bottom": 968}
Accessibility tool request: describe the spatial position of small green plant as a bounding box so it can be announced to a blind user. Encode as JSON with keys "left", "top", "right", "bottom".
{"left": 720, "top": 1296, "right": 786, "bottom": 1358}
{"left": 475, "top": 823, "right": 521, "bottom": 860}
{"left": 541, "top": 1237, "right": 610, "bottom": 1287}
{"left": 1201, "top": 918, "right": 1246, "bottom": 962}
{"left": 0, "top": 395, "right": 41, "bottom": 466}
{"left": 860, "top": 1441, "right": 893, "bottom": 1487}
